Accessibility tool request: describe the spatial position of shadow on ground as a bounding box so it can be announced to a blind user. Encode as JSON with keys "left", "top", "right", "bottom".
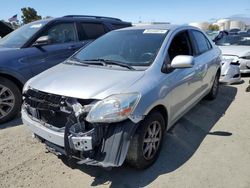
{"left": 0, "top": 114, "right": 21, "bottom": 129}
{"left": 60, "top": 85, "right": 237, "bottom": 188}
{"left": 241, "top": 73, "right": 250, "bottom": 92}
{"left": 241, "top": 73, "right": 250, "bottom": 78}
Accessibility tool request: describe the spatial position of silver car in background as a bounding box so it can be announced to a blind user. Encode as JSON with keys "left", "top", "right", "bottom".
{"left": 22, "top": 25, "right": 221, "bottom": 169}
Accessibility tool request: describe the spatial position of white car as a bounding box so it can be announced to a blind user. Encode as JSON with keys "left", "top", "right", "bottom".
{"left": 217, "top": 34, "right": 250, "bottom": 74}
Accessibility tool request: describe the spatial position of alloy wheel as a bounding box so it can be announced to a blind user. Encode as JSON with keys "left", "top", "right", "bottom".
{"left": 142, "top": 121, "right": 162, "bottom": 160}
{"left": 0, "top": 84, "right": 15, "bottom": 119}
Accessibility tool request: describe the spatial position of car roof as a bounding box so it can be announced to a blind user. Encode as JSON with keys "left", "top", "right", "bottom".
{"left": 52, "top": 15, "right": 131, "bottom": 24}
{"left": 28, "top": 15, "right": 131, "bottom": 26}
{"left": 118, "top": 24, "right": 191, "bottom": 31}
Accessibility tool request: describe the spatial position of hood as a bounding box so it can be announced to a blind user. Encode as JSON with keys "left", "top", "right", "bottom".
{"left": 0, "top": 47, "right": 25, "bottom": 68}
{"left": 27, "top": 63, "right": 145, "bottom": 99}
{"left": 219, "top": 45, "right": 250, "bottom": 57}
{"left": 0, "top": 46, "right": 16, "bottom": 52}
{"left": 0, "top": 46, "right": 20, "bottom": 58}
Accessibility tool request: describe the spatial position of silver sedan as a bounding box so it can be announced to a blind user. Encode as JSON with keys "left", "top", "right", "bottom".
{"left": 22, "top": 24, "right": 221, "bottom": 169}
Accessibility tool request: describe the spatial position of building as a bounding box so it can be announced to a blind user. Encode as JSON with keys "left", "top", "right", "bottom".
{"left": 189, "top": 18, "right": 248, "bottom": 31}
{"left": 214, "top": 19, "right": 246, "bottom": 30}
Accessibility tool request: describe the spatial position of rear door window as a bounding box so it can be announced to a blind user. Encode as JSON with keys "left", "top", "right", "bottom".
{"left": 80, "top": 22, "right": 106, "bottom": 40}
{"left": 191, "top": 30, "right": 212, "bottom": 55}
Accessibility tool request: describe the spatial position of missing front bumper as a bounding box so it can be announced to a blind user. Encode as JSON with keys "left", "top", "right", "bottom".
{"left": 22, "top": 109, "right": 138, "bottom": 167}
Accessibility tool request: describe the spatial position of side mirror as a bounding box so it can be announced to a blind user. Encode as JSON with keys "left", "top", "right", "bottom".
{"left": 33, "top": 36, "right": 51, "bottom": 47}
{"left": 171, "top": 55, "right": 194, "bottom": 69}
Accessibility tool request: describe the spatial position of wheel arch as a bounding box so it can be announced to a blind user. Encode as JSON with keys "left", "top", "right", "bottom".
{"left": 146, "top": 104, "right": 169, "bottom": 130}
{"left": 0, "top": 73, "right": 24, "bottom": 91}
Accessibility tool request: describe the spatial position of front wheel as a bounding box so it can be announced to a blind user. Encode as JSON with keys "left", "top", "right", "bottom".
{"left": 0, "top": 77, "right": 22, "bottom": 123}
{"left": 126, "top": 111, "right": 165, "bottom": 169}
{"left": 205, "top": 72, "right": 220, "bottom": 100}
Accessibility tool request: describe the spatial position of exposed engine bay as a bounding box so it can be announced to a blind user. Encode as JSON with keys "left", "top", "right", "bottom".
{"left": 22, "top": 89, "right": 138, "bottom": 167}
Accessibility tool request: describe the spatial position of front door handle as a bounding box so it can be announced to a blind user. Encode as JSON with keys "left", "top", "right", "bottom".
{"left": 68, "top": 45, "right": 77, "bottom": 50}
{"left": 195, "top": 64, "right": 208, "bottom": 78}
{"left": 195, "top": 65, "right": 202, "bottom": 71}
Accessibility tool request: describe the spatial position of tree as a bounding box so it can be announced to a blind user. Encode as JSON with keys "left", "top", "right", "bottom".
{"left": 21, "top": 7, "right": 42, "bottom": 24}
{"left": 208, "top": 24, "right": 219, "bottom": 31}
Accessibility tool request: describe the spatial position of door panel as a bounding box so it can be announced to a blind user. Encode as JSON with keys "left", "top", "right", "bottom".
{"left": 168, "top": 68, "right": 196, "bottom": 123}
{"left": 188, "top": 55, "right": 208, "bottom": 103}
{"left": 189, "top": 30, "right": 215, "bottom": 99}
{"left": 166, "top": 30, "right": 197, "bottom": 123}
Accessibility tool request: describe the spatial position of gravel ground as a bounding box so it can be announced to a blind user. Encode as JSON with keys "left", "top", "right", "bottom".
{"left": 0, "top": 78, "right": 250, "bottom": 188}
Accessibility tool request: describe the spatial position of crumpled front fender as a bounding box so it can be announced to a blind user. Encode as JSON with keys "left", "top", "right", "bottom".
{"left": 77, "top": 120, "right": 139, "bottom": 167}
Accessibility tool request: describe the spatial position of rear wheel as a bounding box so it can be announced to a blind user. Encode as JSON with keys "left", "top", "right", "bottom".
{"left": 0, "top": 77, "right": 22, "bottom": 123}
{"left": 206, "top": 72, "right": 220, "bottom": 100}
{"left": 126, "top": 111, "right": 165, "bottom": 169}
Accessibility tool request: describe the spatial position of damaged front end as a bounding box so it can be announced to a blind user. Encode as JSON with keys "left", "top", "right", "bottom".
{"left": 220, "top": 58, "right": 242, "bottom": 84}
{"left": 22, "top": 89, "right": 139, "bottom": 167}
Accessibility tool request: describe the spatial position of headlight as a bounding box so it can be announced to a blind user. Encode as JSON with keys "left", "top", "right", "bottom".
{"left": 86, "top": 93, "right": 140, "bottom": 123}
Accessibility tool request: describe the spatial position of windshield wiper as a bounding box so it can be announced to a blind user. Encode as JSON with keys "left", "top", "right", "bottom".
{"left": 81, "top": 58, "right": 107, "bottom": 66}
{"left": 83, "top": 58, "right": 135, "bottom": 70}
{"left": 67, "top": 57, "right": 107, "bottom": 67}
{"left": 66, "top": 58, "right": 90, "bottom": 66}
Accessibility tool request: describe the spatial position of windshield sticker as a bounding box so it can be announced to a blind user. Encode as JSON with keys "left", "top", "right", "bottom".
{"left": 30, "top": 23, "right": 42, "bottom": 28}
{"left": 143, "top": 29, "right": 168, "bottom": 34}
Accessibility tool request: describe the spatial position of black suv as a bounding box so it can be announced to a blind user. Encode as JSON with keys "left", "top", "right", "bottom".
{"left": 0, "top": 15, "right": 131, "bottom": 123}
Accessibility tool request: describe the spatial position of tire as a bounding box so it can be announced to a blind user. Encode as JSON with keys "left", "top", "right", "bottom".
{"left": 0, "top": 77, "right": 22, "bottom": 124}
{"left": 205, "top": 71, "right": 220, "bottom": 100}
{"left": 126, "top": 111, "right": 165, "bottom": 169}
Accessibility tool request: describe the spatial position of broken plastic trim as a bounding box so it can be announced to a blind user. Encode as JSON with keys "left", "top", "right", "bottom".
{"left": 71, "top": 120, "right": 138, "bottom": 167}
{"left": 63, "top": 98, "right": 139, "bottom": 167}
{"left": 23, "top": 89, "right": 140, "bottom": 167}
{"left": 64, "top": 113, "right": 77, "bottom": 158}
{"left": 64, "top": 98, "right": 92, "bottom": 158}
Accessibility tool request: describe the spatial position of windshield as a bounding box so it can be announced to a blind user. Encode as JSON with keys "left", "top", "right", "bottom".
{"left": 0, "top": 21, "right": 47, "bottom": 48}
{"left": 74, "top": 29, "right": 168, "bottom": 67}
{"left": 216, "top": 34, "right": 250, "bottom": 46}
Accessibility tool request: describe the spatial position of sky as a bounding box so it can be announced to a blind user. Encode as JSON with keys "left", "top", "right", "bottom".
{"left": 1, "top": 0, "right": 250, "bottom": 24}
